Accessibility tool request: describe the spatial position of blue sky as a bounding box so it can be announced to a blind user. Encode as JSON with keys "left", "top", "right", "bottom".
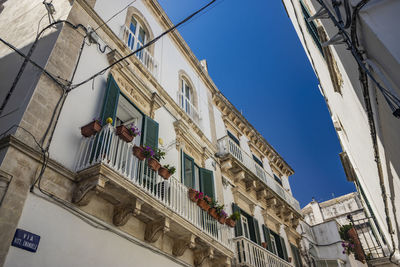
{"left": 158, "top": 0, "right": 355, "bottom": 207}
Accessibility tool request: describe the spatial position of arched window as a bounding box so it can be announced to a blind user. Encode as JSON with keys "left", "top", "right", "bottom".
{"left": 178, "top": 72, "right": 199, "bottom": 123}
{"left": 127, "top": 16, "right": 148, "bottom": 58}
{"left": 122, "top": 8, "right": 157, "bottom": 77}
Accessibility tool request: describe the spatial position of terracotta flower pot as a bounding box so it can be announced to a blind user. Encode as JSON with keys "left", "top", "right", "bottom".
{"left": 132, "top": 146, "right": 145, "bottom": 161}
{"left": 158, "top": 167, "right": 172, "bottom": 180}
{"left": 148, "top": 157, "right": 161, "bottom": 171}
{"left": 188, "top": 189, "right": 197, "bottom": 202}
{"left": 348, "top": 228, "right": 366, "bottom": 263}
{"left": 197, "top": 199, "right": 210, "bottom": 211}
{"left": 208, "top": 208, "right": 219, "bottom": 219}
{"left": 81, "top": 121, "right": 102, "bottom": 137}
{"left": 218, "top": 215, "right": 227, "bottom": 224}
{"left": 116, "top": 125, "right": 134, "bottom": 142}
{"left": 225, "top": 218, "right": 236, "bottom": 228}
{"left": 261, "top": 242, "right": 267, "bottom": 249}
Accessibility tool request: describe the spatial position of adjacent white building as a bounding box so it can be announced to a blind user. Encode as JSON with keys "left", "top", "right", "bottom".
{"left": 0, "top": 0, "right": 302, "bottom": 266}
{"left": 281, "top": 0, "right": 400, "bottom": 265}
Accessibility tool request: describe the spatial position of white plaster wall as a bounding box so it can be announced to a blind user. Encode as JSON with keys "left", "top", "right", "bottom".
{"left": 154, "top": 107, "right": 179, "bottom": 178}
{"left": 93, "top": 0, "right": 213, "bottom": 141}
{"left": 282, "top": 0, "right": 400, "bottom": 254}
{"left": 214, "top": 107, "right": 226, "bottom": 141}
{"left": 4, "top": 194, "right": 183, "bottom": 267}
{"left": 48, "top": 42, "right": 110, "bottom": 169}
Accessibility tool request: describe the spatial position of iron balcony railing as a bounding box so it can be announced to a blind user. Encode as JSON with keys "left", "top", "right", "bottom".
{"left": 177, "top": 91, "right": 201, "bottom": 126}
{"left": 121, "top": 26, "right": 159, "bottom": 79}
{"left": 234, "top": 236, "right": 291, "bottom": 267}
{"left": 348, "top": 215, "right": 386, "bottom": 261}
{"left": 218, "top": 136, "right": 301, "bottom": 212}
{"left": 75, "top": 124, "right": 232, "bottom": 249}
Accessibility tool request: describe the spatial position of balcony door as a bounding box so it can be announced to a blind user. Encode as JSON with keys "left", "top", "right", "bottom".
{"left": 182, "top": 152, "right": 215, "bottom": 199}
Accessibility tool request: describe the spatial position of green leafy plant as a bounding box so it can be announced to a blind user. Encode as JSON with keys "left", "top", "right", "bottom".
{"left": 229, "top": 211, "right": 240, "bottom": 221}
{"left": 163, "top": 164, "right": 176, "bottom": 174}
{"left": 153, "top": 148, "right": 165, "bottom": 161}
{"left": 339, "top": 224, "right": 353, "bottom": 241}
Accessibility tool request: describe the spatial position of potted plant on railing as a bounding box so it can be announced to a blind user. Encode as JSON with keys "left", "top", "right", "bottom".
{"left": 132, "top": 146, "right": 146, "bottom": 160}
{"left": 197, "top": 195, "right": 211, "bottom": 212}
{"left": 208, "top": 199, "right": 219, "bottom": 219}
{"left": 225, "top": 211, "right": 240, "bottom": 227}
{"left": 188, "top": 188, "right": 200, "bottom": 202}
{"left": 147, "top": 147, "right": 164, "bottom": 171}
{"left": 158, "top": 164, "right": 176, "bottom": 180}
{"left": 339, "top": 224, "right": 365, "bottom": 263}
{"left": 216, "top": 205, "right": 227, "bottom": 224}
{"left": 81, "top": 118, "right": 102, "bottom": 137}
{"left": 116, "top": 123, "right": 141, "bottom": 143}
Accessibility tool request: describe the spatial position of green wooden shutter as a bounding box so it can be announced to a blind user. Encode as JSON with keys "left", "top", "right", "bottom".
{"left": 232, "top": 203, "right": 242, "bottom": 237}
{"left": 182, "top": 153, "right": 195, "bottom": 188}
{"left": 291, "top": 244, "right": 302, "bottom": 267}
{"left": 142, "top": 115, "right": 159, "bottom": 150}
{"left": 200, "top": 168, "right": 214, "bottom": 199}
{"left": 100, "top": 75, "right": 120, "bottom": 125}
{"left": 248, "top": 217, "right": 261, "bottom": 245}
{"left": 280, "top": 236, "right": 289, "bottom": 261}
{"left": 262, "top": 224, "right": 273, "bottom": 252}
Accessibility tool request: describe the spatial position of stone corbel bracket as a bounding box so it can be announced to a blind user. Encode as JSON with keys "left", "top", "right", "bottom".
{"left": 172, "top": 234, "right": 196, "bottom": 257}
{"left": 194, "top": 247, "right": 214, "bottom": 267}
{"left": 113, "top": 198, "right": 144, "bottom": 226}
{"left": 145, "top": 217, "right": 170, "bottom": 243}
{"left": 72, "top": 176, "right": 109, "bottom": 206}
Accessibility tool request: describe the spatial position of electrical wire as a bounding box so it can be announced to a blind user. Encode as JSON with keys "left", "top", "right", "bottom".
{"left": 69, "top": 0, "right": 217, "bottom": 91}
{"left": 91, "top": 0, "right": 137, "bottom": 34}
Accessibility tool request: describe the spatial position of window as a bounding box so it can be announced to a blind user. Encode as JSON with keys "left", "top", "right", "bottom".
{"left": 241, "top": 215, "right": 250, "bottom": 239}
{"left": 300, "top": 0, "right": 323, "bottom": 54}
{"left": 252, "top": 155, "right": 263, "bottom": 168}
{"left": 274, "top": 174, "right": 283, "bottom": 186}
{"left": 180, "top": 78, "right": 193, "bottom": 115}
{"left": 262, "top": 224, "right": 289, "bottom": 261}
{"left": 232, "top": 203, "right": 261, "bottom": 245}
{"left": 227, "top": 131, "right": 240, "bottom": 146}
{"left": 127, "top": 16, "right": 148, "bottom": 59}
{"left": 270, "top": 234, "right": 278, "bottom": 254}
{"left": 182, "top": 152, "right": 215, "bottom": 199}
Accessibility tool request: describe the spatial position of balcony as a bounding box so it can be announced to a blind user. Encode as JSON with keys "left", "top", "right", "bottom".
{"left": 218, "top": 136, "right": 301, "bottom": 213}
{"left": 177, "top": 91, "right": 201, "bottom": 126}
{"left": 233, "top": 236, "right": 291, "bottom": 267}
{"left": 74, "top": 125, "right": 233, "bottom": 263}
{"left": 121, "top": 26, "right": 159, "bottom": 79}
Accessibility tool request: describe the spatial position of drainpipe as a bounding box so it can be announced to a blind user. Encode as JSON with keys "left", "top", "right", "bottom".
{"left": 363, "top": 59, "right": 400, "bottom": 263}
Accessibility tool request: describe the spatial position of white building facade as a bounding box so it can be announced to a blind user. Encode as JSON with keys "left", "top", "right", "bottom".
{"left": 0, "top": 0, "right": 302, "bottom": 266}
{"left": 281, "top": 0, "right": 400, "bottom": 265}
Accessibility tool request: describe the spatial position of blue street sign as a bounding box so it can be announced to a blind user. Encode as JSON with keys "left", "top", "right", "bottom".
{"left": 11, "top": 228, "right": 40, "bottom": 253}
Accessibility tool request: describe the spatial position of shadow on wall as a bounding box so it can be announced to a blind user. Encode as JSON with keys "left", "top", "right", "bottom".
{"left": 0, "top": 31, "right": 60, "bottom": 137}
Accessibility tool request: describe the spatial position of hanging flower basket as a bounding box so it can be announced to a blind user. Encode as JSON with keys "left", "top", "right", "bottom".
{"left": 81, "top": 120, "right": 102, "bottom": 137}
{"left": 225, "top": 218, "right": 236, "bottom": 228}
{"left": 148, "top": 157, "right": 161, "bottom": 171}
{"left": 208, "top": 208, "right": 219, "bottom": 219}
{"left": 197, "top": 199, "right": 210, "bottom": 211}
{"left": 132, "top": 146, "right": 145, "bottom": 161}
{"left": 116, "top": 125, "right": 134, "bottom": 142}
{"left": 348, "top": 228, "right": 366, "bottom": 263}
{"left": 158, "top": 167, "right": 171, "bottom": 180}
{"left": 188, "top": 188, "right": 198, "bottom": 202}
